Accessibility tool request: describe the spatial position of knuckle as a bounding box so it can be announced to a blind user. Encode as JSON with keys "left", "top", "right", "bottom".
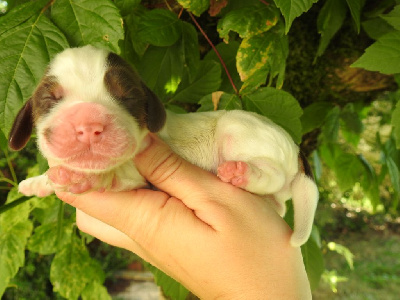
{"left": 148, "top": 151, "right": 184, "bottom": 186}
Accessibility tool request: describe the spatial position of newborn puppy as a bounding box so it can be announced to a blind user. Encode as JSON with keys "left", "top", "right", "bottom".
{"left": 9, "top": 45, "right": 318, "bottom": 247}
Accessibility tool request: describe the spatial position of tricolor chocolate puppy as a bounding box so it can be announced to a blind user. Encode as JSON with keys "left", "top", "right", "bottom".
{"left": 9, "top": 45, "right": 318, "bottom": 247}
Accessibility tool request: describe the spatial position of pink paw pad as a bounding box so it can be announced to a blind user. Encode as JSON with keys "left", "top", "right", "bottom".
{"left": 217, "top": 161, "right": 248, "bottom": 187}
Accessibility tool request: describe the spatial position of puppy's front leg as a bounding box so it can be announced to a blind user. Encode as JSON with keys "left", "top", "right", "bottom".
{"left": 19, "top": 174, "right": 54, "bottom": 197}
{"left": 47, "top": 161, "right": 147, "bottom": 194}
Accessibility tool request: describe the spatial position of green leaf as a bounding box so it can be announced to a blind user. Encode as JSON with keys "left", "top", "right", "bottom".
{"left": 237, "top": 26, "right": 288, "bottom": 91}
{"left": 0, "top": 0, "right": 48, "bottom": 35}
{"left": 237, "top": 31, "right": 274, "bottom": 82}
{"left": 242, "top": 87, "right": 303, "bottom": 143}
{"left": 381, "top": 5, "right": 400, "bottom": 31}
{"left": 316, "top": 0, "right": 347, "bottom": 57}
{"left": 204, "top": 41, "right": 242, "bottom": 93}
{"left": 136, "top": 9, "right": 182, "bottom": 47}
{"left": 351, "top": 31, "right": 400, "bottom": 74}
{"left": 340, "top": 103, "right": 363, "bottom": 146}
{"left": 362, "top": 17, "right": 396, "bottom": 40}
{"left": 145, "top": 263, "right": 189, "bottom": 300}
{"left": 137, "top": 44, "right": 185, "bottom": 100}
{"left": 176, "top": 0, "right": 209, "bottom": 16}
{"left": 170, "top": 60, "right": 221, "bottom": 104}
{"left": 0, "top": 220, "right": 33, "bottom": 297}
{"left": 217, "top": 4, "right": 279, "bottom": 41}
{"left": 114, "top": 0, "right": 142, "bottom": 17}
{"left": 198, "top": 92, "right": 242, "bottom": 111}
{"left": 322, "top": 106, "right": 340, "bottom": 143}
{"left": 274, "top": 0, "right": 319, "bottom": 33}
{"left": 51, "top": 0, "right": 123, "bottom": 52}
{"left": 0, "top": 13, "right": 68, "bottom": 137}
{"left": 0, "top": 188, "right": 33, "bottom": 230}
{"left": 122, "top": 6, "right": 148, "bottom": 58}
{"left": 391, "top": 100, "right": 400, "bottom": 148}
{"left": 0, "top": 130, "right": 7, "bottom": 151}
{"left": 81, "top": 281, "right": 111, "bottom": 300}
{"left": 301, "top": 102, "right": 335, "bottom": 134}
{"left": 50, "top": 236, "right": 106, "bottom": 300}
{"left": 301, "top": 226, "right": 324, "bottom": 291}
{"left": 345, "top": 0, "right": 363, "bottom": 33}
{"left": 334, "top": 152, "right": 365, "bottom": 191}
{"left": 386, "top": 156, "right": 400, "bottom": 207}
{"left": 180, "top": 21, "right": 200, "bottom": 82}
{"left": 27, "top": 220, "right": 73, "bottom": 255}
{"left": 327, "top": 242, "right": 354, "bottom": 269}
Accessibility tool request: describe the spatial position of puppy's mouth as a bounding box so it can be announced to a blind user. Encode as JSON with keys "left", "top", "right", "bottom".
{"left": 43, "top": 124, "right": 136, "bottom": 171}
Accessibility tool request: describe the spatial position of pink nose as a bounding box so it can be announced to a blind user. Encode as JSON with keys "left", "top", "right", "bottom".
{"left": 75, "top": 123, "right": 104, "bottom": 144}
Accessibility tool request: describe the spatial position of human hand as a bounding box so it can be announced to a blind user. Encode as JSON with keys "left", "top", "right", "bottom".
{"left": 56, "top": 134, "right": 312, "bottom": 299}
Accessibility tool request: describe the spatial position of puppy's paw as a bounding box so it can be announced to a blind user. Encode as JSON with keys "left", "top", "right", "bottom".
{"left": 47, "top": 167, "right": 100, "bottom": 194}
{"left": 19, "top": 175, "right": 54, "bottom": 197}
{"left": 217, "top": 161, "right": 248, "bottom": 188}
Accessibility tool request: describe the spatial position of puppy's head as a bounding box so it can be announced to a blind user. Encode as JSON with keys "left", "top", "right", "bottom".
{"left": 8, "top": 45, "right": 166, "bottom": 170}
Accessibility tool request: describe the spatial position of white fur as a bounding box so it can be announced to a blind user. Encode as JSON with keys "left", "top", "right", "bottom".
{"left": 17, "top": 46, "right": 318, "bottom": 246}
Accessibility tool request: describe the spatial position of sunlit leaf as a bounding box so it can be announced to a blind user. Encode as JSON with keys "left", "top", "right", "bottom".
{"left": 302, "top": 226, "right": 324, "bottom": 291}
{"left": 137, "top": 44, "right": 184, "bottom": 100}
{"left": 81, "top": 281, "right": 112, "bottom": 300}
{"left": 362, "top": 17, "right": 396, "bottom": 40}
{"left": 50, "top": 236, "right": 106, "bottom": 300}
{"left": 217, "top": 4, "right": 279, "bottom": 41}
{"left": 28, "top": 220, "right": 73, "bottom": 255}
{"left": 351, "top": 31, "right": 400, "bottom": 74}
{"left": 171, "top": 60, "right": 221, "bottom": 104}
{"left": 391, "top": 100, "right": 400, "bottom": 148}
{"left": 0, "top": 220, "right": 33, "bottom": 296}
{"left": 380, "top": 5, "right": 400, "bottom": 31}
{"left": 145, "top": 263, "right": 189, "bottom": 300}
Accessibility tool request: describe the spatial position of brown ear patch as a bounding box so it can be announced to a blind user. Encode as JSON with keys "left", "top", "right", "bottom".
{"left": 105, "top": 52, "right": 166, "bottom": 132}
{"left": 8, "top": 75, "right": 62, "bottom": 151}
{"left": 30, "top": 75, "right": 63, "bottom": 123}
{"left": 9, "top": 99, "right": 34, "bottom": 151}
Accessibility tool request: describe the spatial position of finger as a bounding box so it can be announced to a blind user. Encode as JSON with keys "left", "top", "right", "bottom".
{"left": 76, "top": 209, "right": 136, "bottom": 250}
{"left": 134, "top": 134, "right": 240, "bottom": 210}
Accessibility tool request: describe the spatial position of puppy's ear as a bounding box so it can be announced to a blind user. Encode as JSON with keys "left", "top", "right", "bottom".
{"left": 9, "top": 99, "right": 34, "bottom": 151}
{"left": 105, "top": 52, "right": 166, "bottom": 133}
{"left": 141, "top": 82, "right": 166, "bottom": 132}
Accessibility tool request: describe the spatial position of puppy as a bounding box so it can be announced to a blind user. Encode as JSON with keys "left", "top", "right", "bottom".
{"left": 9, "top": 45, "right": 318, "bottom": 247}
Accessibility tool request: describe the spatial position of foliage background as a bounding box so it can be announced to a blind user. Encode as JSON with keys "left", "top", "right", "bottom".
{"left": 0, "top": 0, "right": 400, "bottom": 299}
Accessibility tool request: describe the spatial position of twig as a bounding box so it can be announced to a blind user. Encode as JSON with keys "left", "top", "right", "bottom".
{"left": 258, "top": 0, "right": 270, "bottom": 5}
{"left": 188, "top": 12, "right": 239, "bottom": 95}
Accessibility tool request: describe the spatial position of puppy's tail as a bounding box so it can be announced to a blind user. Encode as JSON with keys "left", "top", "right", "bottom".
{"left": 290, "top": 154, "right": 319, "bottom": 247}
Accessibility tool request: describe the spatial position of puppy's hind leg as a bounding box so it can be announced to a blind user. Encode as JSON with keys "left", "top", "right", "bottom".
{"left": 217, "top": 158, "right": 286, "bottom": 196}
